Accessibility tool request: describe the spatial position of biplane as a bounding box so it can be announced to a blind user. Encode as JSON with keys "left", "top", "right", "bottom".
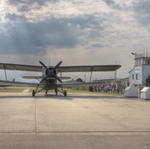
{"left": 0, "top": 61, "right": 121, "bottom": 96}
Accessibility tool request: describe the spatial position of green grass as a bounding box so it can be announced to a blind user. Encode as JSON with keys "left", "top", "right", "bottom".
{"left": 0, "top": 87, "right": 26, "bottom": 92}
{"left": 65, "top": 88, "right": 123, "bottom": 96}
{"left": 96, "top": 91, "right": 123, "bottom": 96}
{"left": 65, "top": 88, "right": 90, "bottom": 93}
{"left": 0, "top": 87, "right": 123, "bottom": 96}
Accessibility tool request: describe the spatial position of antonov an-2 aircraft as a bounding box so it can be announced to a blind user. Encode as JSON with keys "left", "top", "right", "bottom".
{"left": 0, "top": 61, "right": 121, "bottom": 96}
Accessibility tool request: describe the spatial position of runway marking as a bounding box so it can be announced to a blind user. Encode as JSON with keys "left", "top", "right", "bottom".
{"left": 22, "top": 89, "right": 30, "bottom": 93}
{"left": 34, "top": 97, "right": 37, "bottom": 135}
{"left": 0, "top": 131, "right": 150, "bottom": 136}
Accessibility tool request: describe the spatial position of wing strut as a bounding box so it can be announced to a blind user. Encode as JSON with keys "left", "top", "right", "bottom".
{"left": 90, "top": 71, "right": 93, "bottom": 82}
{"left": 3, "top": 64, "right": 7, "bottom": 80}
{"left": 114, "top": 70, "right": 117, "bottom": 81}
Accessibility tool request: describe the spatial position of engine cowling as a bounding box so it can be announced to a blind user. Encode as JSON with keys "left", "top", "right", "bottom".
{"left": 39, "top": 61, "right": 62, "bottom": 83}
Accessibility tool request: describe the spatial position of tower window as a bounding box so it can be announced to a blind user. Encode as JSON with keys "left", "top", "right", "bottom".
{"left": 136, "top": 74, "right": 138, "bottom": 80}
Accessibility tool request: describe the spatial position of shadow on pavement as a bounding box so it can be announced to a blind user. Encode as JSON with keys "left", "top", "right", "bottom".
{"left": 0, "top": 93, "right": 124, "bottom": 100}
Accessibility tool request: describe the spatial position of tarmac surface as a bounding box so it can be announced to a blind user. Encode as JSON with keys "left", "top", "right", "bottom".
{"left": 0, "top": 92, "right": 150, "bottom": 149}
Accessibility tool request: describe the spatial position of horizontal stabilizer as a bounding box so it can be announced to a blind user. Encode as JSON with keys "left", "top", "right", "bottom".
{"left": 22, "top": 76, "right": 42, "bottom": 79}
{"left": 58, "top": 80, "right": 105, "bottom": 88}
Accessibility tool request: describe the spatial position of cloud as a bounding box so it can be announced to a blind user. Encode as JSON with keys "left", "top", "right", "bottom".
{"left": 132, "top": 0, "right": 150, "bottom": 26}
{"left": 0, "top": 17, "right": 78, "bottom": 54}
{"left": 103, "top": 0, "right": 127, "bottom": 10}
{"left": 104, "top": 0, "right": 119, "bottom": 8}
{"left": 5, "top": 13, "right": 26, "bottom": 22}
{"left": 91, "top": 43, "right": 105, "bottom": 48}
{"left": 0, "top": 14, "right": 103, "bottom": 54}
{"left": 7, "top": 0, "right": 49, "bottom": 5}
{"left": 9, "top": 0, "right": 59, "bottom": 12}
{"left": 7, "top": 0, "right": 54, "bottom": 11}
{"left": 133, "top": 0, "right": 150, "bottom": 14}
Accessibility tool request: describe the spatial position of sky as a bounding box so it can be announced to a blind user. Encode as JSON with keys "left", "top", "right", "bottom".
{"left": 0, "top": 0, "right": 150, "bottom": 81}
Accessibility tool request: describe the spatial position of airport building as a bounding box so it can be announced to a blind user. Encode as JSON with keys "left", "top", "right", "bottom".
{"left": 129, "top": 53, "right": 150, "bottom": 86}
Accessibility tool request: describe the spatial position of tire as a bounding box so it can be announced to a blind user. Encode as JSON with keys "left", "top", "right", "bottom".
{"left": 55, "top": 88, "right": 58, "bottom": 95}
{"left": 32, "top": 90, "right": 35, "bottom": 96}
{"left": 45, "top": 90, "right": 48, "bottom": 95}
{"left": 64, "top": 90, "right": 67, "bottom": 97}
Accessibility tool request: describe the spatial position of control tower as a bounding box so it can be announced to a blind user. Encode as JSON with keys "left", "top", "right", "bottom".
{"left": 129, "top": 52, "right": 150, "bottom": 86}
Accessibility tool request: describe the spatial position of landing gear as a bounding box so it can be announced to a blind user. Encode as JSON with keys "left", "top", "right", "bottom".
{"left": 63, "top": 90, "right": 67, "bottom": 97}
{"left": 45, "top": 90, "right": 48, "bottom": 95}
{"left": 32, "top": 90, "right": 35, "bottom": 96}
{"left": 32, "top": 84, "right": 40, "bottom": 97}
{"left": 55, "top": 88, "right": 58, "bottom": 95}
{"left": 32, "top": 87, "right": 67, "bottom": 97}
{"left": 56, "top": 88, "right": 67, "bottom": 96}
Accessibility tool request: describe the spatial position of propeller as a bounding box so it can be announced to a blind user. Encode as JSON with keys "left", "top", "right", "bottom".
{"left": 55, "top": 61, "right": 63, "bottom": 69}
{"left": 39, "top": 61, "right": 47, "bottom": 69}
{"left": 39, "top": 61, "right": 63, "bottom": 83}
{"left": 54, "top": 75, "right": 62, "bottom": 83}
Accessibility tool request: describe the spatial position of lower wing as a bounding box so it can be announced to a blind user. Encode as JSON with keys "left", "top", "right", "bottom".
{"left": 0, "top": 80, "right": 38, "bottom": 87}
{"left": 22, "top": 75, "right": 71, "bottom": 80}
{"left": 0, "top": 80, "right": 104, "bottom": 88}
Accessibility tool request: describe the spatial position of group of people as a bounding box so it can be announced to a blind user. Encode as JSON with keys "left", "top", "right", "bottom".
{"left": 89, "top": 81, "right": 128, "bottom": 94}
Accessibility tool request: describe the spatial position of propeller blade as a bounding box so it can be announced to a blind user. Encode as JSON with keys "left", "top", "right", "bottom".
{"left": 55, "top": 76, "right": 62, "bottom": 83}
{"left": 40, "top": 76, "right": 47, "bottom": 83}
{"left": 55, "top": 61, "right": 63, "bottom": 69}
{"left": 39, "top": 61, "right": 47, "bottom": 69}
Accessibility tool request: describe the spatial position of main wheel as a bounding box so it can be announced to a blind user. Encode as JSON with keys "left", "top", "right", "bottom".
{"left": 55, "top": 88, "right": 58, "bottom": 95}
{"left": 45, "top": 90, "right": 48, "bottom": 95}
{"left": 32, "top": 90, "right": 35, "bottom": 96}
{"left": 64, "top": 90, "right": 67, "bottom": 97}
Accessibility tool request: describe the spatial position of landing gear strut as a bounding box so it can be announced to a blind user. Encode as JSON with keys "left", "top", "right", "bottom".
{"left": 32, "top": 84, "right": 44, "bottom": 97}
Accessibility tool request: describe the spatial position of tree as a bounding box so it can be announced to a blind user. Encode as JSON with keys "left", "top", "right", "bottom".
{"left": 76, "top": 78, "right": 83, "bottom": 82}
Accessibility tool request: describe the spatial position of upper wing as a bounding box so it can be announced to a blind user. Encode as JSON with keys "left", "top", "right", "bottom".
{"left": 0, "top": 80, "right": 38, "bottom": 87}
{"left": 0, "top": 63, "right": 41, "bottom": 72}
{"left": 58, "top": 65, "right": 121, "bottom": 72}
{"left": 0, "top": 63, "right": 121, "bottom": 72}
